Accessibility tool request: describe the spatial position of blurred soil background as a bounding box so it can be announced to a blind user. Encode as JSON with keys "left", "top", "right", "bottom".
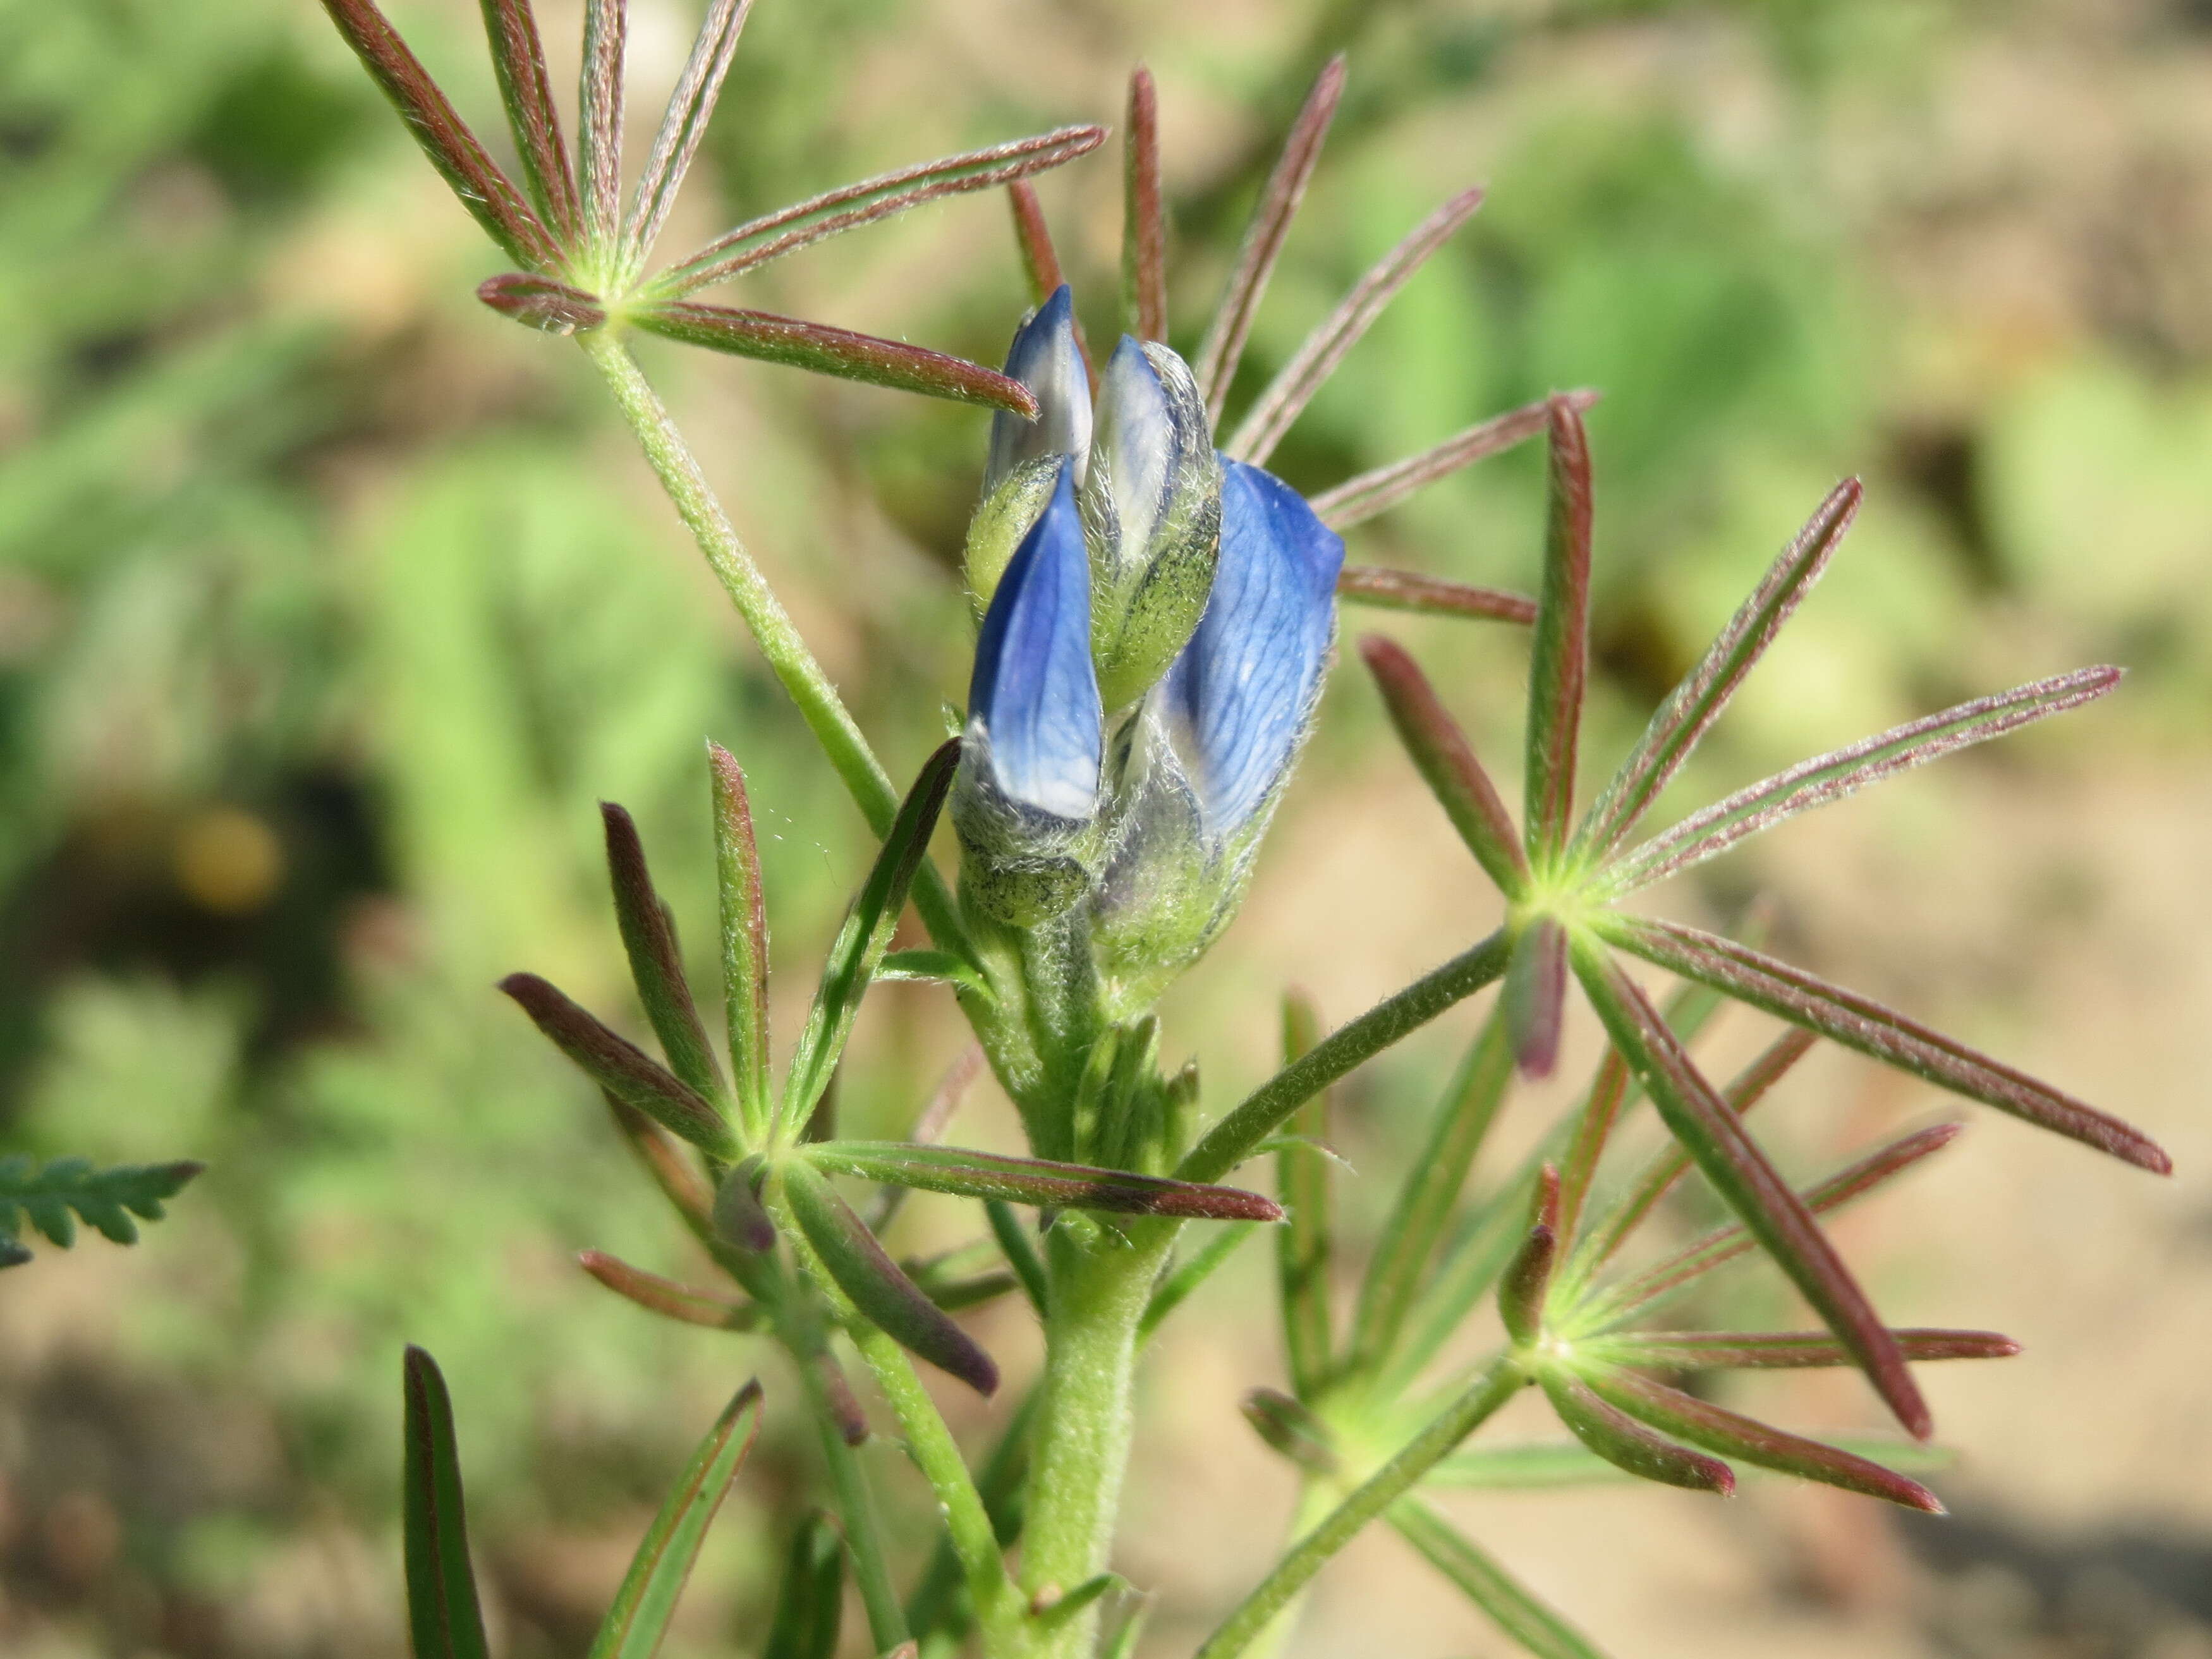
{"left": 2, "top": 0, "right": 2209, "bottom": 1654}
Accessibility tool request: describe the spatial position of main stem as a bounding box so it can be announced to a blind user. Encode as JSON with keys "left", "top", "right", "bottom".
{"left": 1016, "top": 1219, "right": 1174, "bottom": 1658}
{"left": 579, "top": 329, "right": 966, "bottom": 950}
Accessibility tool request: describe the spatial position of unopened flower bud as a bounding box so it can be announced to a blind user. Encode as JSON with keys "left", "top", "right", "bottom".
{"left": 984, "top": 286, "right": 1091, "bottom": 495}
{"left": 953, "top": 459, "right": 1107, "bottom": 924}
{"left": 1082, "top": 337, "right": 1221, "bottom": 710}
{"left": 1091, "top": 459, "right": 1344, "bottom": 1006}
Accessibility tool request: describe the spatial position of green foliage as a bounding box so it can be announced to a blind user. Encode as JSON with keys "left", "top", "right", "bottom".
{"left": 0, "top": 1152, "right": 202, "bottom": 1264}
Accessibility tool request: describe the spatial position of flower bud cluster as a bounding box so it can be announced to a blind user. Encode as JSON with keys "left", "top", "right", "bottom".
{"left": 953, "top": 288, "right": 1343, "bottom": 1009}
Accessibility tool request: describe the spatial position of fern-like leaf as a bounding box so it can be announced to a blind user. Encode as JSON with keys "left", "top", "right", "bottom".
{"left": 0, "top": 1155, "right": 204, "bottom": 1264}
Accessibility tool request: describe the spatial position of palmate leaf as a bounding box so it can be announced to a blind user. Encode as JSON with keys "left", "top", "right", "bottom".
{"left": 602, "top": 803, "right": 727, "bottom": 1104}
{"left": 1538, "top": 1368, "right": 1733, "bottom": 1495}
{"left": 589, "top": 1381, "right": 766, "bottom": 1659}
{"left": 1498, "top": 1165, "right": 1562, "bottom": 1346}
{"left": 624, "top": 0, "right": 753, "bottom": 270}
{"left": 1561, "top": 1026, "right": 1816, "bottom": 1292}
{"left": 0, "top": 1155, "right": 204, "bottom": 1261}
{"left": 1361, "top": 636, "right": 1528, "bottom": 897}
{"left": 1572, "top": 478, "right": 1861, "bottom": 866}
{"left": 1584, "top": 1328, "right": 2019, "bottom": 1371}
{"left": 707, "top": 743, "right": 773, "bottom": 1136}
{"left": 1580, "top": 1367, "right": 1939, "bottom": 1512}
{"left": 478, "top": 0, "right": 579, "bottom": 241}
{"left": 580, "top": 0, "right": 626, "bottom": 253}
{"left": 578, "top": 1249, "right": 762, "bottom": 1331}
{"left": 501, "top": 973, "right": 736, "bottom": 1157}
{"left": 1426, "top": 1435, "right": 1959, "bottom": 1490}
{"left": 1574, "top": 1122, "right": 1964, "bottom": 1334}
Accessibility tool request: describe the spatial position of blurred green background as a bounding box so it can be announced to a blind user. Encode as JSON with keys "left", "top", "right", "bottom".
{"left": 3, "top": 0, "right": 2208, "bottom": 1655}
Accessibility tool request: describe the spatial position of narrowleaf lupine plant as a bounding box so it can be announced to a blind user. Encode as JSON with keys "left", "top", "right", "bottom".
{"left": 310, "top": 8, "right": 2168, "bottom": 1656}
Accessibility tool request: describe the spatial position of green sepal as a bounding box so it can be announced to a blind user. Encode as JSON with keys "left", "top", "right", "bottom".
{"left": 964, "top": 456, "right": 1064, "bottom": 617}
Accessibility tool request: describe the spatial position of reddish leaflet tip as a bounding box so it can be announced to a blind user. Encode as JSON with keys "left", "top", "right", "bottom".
{"left": 1123, "top": 64, "right": 1168, "bottom": 343}
{"left": 1194, "top": 54, "right": 1347, "bottom": 415}
{"left": 1505, "top": 920, "right": 1569, "bottom": 1079}
{"left": 1359, "top": 635, "right": 1529, "bottom": 896}
{"left": 1337, "top": 566, "right": 1537, "bottom": 625}
{"left": 1524, "top": 398, "right": 1595, "bottom": 861}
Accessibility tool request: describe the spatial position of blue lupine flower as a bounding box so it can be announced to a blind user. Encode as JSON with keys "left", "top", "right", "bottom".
{"left": 1085, "top": 336, "right": 1221, "bottom": 710}
{"left": 984, "top": 286, "right": 1091, "bottom": 494}
{"left": 1160, "top": 458, "right": 1345, "bottom": 839}
{"left": 966, "top": 458, "right": 1102, "bottom": 822}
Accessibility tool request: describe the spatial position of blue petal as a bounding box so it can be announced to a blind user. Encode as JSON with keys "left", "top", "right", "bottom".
{"left": 985, "top": 286, "right": 1092, "bottom": 494}
{"left": 1164, "top": 459, "right": 1345, "bottom": 837}
{"left": 968, "top": 458, "right": 1103, "bottom": 819}
{"left": 1093, "top": 335, "right": 1177, "bottom": 558}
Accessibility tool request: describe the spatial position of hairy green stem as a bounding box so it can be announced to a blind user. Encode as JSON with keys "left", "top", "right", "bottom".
{"left": 842, "top": 1315, "right": 1024, "bottom": 1652}
{"left": 797, "top": 1348, "right": 909, "bottom": 1649}
{"left": 1179, "top": 928, "right": 1512, "bottom": 1186}
{"left": 579, "top": 329, "right": 966, "bottom": 952}
{"left": 1193, "top": 1356, "right": 1525, "bottom": 1659}
{"left": 1016, "top": 1222, "right": 1174, "bottom": 1658}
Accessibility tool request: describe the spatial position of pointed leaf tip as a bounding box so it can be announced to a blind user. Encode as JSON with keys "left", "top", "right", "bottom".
{"left": 1360, "top": 635, "right": 1528, "bottom": 896}
{"left": 1122, "top": 64, "right": 1168, "bottom": 343}
{"left": 592, "top": 1378, "right": 765, "bottom": 1659}
{"left": 318, "top": 0, "right": 559, "bottom": 270}
{"left": 499, "top": 972, "right": 734, "bottom": 1155}
{"left": 635, "top": 303, "right": 1038, "bottom": 415}
{"left": 1604, "top": 915, "right": 2170, "bottom": 1176}
{"left": 1571, "top": 940, "right": 1933, "bottom": 1440}
{"left": 600, "top": 800, "right": 726, "bottom": 1104}
{"left": 1577, "top": 476, "right": 1862, "bottom": 863}
{"left": 1588, "top": 1367, "right": 1942, "bottom": 1512}
{"left": 480, "top": 274, "right": 606, "bottom": 334}
{"left": 401, "top": 1346, "right": 492, "bottom": 1659}
{"left": 1195, "top": 53, "right": 1346, "bottom": 416}
{"left": 1525, "top": 396, "right": 1593, "bottom": 862}
{"left": 783, "top": 1159, "right": 998, "bottom": 1395}
{"left": 1226, "top": 185, "right": 1486, "bottom": 466}
{"left": 1541, "top": 1369, "right": 1734, "bottom": 1495}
